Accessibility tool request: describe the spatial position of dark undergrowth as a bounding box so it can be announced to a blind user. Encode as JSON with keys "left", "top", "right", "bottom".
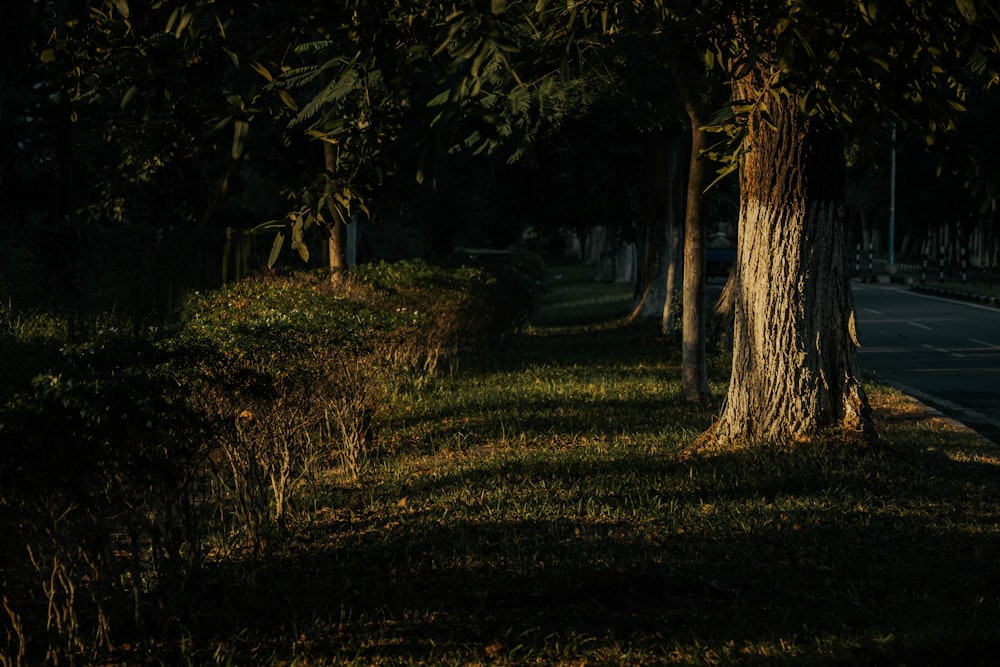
{"left": 3, "top": 263, "right": 999, "bottom": 665}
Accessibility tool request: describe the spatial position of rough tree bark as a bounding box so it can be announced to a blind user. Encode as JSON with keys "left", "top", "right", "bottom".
{"left": 707, "top": 75, "right": 877, "bottom": 446}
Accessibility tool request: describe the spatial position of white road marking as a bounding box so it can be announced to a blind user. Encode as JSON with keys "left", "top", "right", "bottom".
{"left": 901, "top": 288, "right": 1000, "bottom": 313}
{"left": 969, "top": 338, "right": 1000, "bottom": 349}
{"left": 862, "top": 307, "right": 883, "bottom": 315}
{"left": 921, "top": 343, "right": 966, "bottom": 358}
{"left": 908, "top": 321, "right": 932, "bottom": 330}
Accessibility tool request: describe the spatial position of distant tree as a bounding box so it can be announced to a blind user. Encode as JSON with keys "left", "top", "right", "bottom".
{"left": 485, "top": 1, "right": 720, "bottom": 401}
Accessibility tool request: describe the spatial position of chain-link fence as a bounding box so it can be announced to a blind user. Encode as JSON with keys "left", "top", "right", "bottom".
{"left": 0, "top": 224, "right": 237, "bottom": 327}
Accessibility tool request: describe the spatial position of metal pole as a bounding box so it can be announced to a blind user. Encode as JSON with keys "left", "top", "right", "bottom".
{"left": 939, "top": 244, "right": 945, "bottom": 284}
{"left": 888, "top": 122, "right": 896, "bottom": 272}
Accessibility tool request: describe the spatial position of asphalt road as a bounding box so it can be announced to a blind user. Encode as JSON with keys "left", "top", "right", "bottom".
{"left": 852, "top": 282, "right": 1000, "bottom": 444}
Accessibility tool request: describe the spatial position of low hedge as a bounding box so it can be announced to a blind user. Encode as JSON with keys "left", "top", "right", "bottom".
{"left": 0, "top": 258, "right": 540, "bottom": 666}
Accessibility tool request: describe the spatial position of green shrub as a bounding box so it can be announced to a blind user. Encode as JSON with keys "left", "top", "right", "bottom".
{"left": 446, "top": 247, "right": 547, "bottom": 335}
{"left": 175, "top": 275, "right": 404, "bottom": 549}
{"left": 178, "top": 273, "right": 411, "bottom": 361}
{"left": 351, "top": 257, "right": 539, "bottom": 371}
{"left": 0, "top": 331, "right": 213, "bottom": 665}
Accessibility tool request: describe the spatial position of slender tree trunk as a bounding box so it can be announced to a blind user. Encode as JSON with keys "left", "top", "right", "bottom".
{"left": 49, "top": 91, "right": 74, "bottom": 225}
{"left": 663, "top": 224, "right": 682, "bottom": 333}
{"left": 201, "top": 157, "right": 243, "bottom": 228}
{"left": 662, "top": 136, "right": 684, "bottom": 334}
{"left": 708, "top": 81, "right": 876, "bottom": 446}
{"left": 324, "top": 142, "right": 349, "bottom": 284}
{"left": 629, "top": 132, "right": 673, "bottom": 321}
{"left": 681, "top": 104, "right": 711, "bottom": 402}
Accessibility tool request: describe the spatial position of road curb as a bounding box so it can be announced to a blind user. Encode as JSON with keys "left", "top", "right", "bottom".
{"left": 878, "top": 380, "right": 1000, "bottom": 449}
{"left": 910, "top": 284, "right": 1000, "bottom": 308}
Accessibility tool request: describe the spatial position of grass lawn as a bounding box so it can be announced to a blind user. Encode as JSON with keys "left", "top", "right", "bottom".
{"left": 137, "top": 267, "right": 1000, "bottom": 665}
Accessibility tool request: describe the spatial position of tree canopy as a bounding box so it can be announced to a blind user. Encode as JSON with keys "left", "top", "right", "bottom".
{"left": 5, "top": 1, "right": 1000, "bottom": 446}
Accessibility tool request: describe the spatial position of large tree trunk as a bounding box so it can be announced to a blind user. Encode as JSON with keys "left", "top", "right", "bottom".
{"left": 708, "top": 84, "right": 876, "bottom": 446}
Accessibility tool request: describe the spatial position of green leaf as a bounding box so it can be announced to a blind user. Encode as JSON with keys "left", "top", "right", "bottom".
{"left": 267, "top": 233, "right": 285, "bottom": 268}
{"left": 248, "top": 219, "right": 286, "bottom": 235}
{"left": 427, "top": 90, "right": 451, "bottom": 107}
{"left": 471, "top": 42, "right": 488, "bottom": 78}
{"left": 869, "top": 56, "right": 890, "bottom": 72}
{"left": 704, "top": 161, "right": 740, "bottom": 193}
{"left": 858, "top": 2, "right": 877, "bottom": 23}
{"left": 208, "top": 115, "right": 232, "bottom": 132}
{"left": 174, "top": 9, "right": 193, "bottom": 38}
{"left": 955, "top": 0, "right": 977, "bottom": 24}
{"left": 120, "top": 85, "right": 139, "bottom": 110}
{"left": 40, "top": 48, "right": 56, "bottom": 63}
{"left": 111, "top": 0, "right": 130, "bottom": 19}
{"left": 491, "top": 0, "right": 508, "bottom": 14}
{"left": 165, "top": 6, "right": 179, "bottom": 33}
{"left": 251, "top": 62, "right": 274, "bottom": 82}
{"left": 231, "top": 120, "right": 249, "bottom": 160}
{"left": 291, "top": 218, "right": 309, "bottom": 262}
{"left": 278, "top": 89, "right": 298, "bottom": 111}
{"left": 797, "top": 88, "right": 813, "bottom": 114}
{"left": 291, "top": 64, "right": 359, "bottom": 127}
{"left": 293, "top": 40, "right": 334, "bottom": 56}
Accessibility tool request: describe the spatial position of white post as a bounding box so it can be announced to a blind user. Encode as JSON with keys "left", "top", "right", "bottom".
{"left": 888, "top": 122, "right": 896, "bottom": 273}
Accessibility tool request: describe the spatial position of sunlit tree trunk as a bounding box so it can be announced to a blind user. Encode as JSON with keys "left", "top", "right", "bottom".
{"left": 324, "top": 142, "right": 349, "bottom": 285}
{"left": 327, "top": 211, "right": 349, "bottom": 284}
{"left": 709, "top": 78, "right": 876, "bottom": 446}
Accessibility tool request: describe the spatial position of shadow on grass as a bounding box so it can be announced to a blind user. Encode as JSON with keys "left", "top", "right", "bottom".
{"left": 172, "top": 438, "right": 1000, "bottom": 665}
{"left": 384, "top": 323, "right": 723, "bottom": 457}
{"left": 385, "top": 394, "right": 716, "bottom": 456}
{"left": 0, "top": 337, "right": 62, "bottom": 397}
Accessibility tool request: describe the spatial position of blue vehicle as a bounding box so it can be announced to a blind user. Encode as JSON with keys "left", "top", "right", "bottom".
{"left": 706, "top": 247, "right": 736, "bottom": 278}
